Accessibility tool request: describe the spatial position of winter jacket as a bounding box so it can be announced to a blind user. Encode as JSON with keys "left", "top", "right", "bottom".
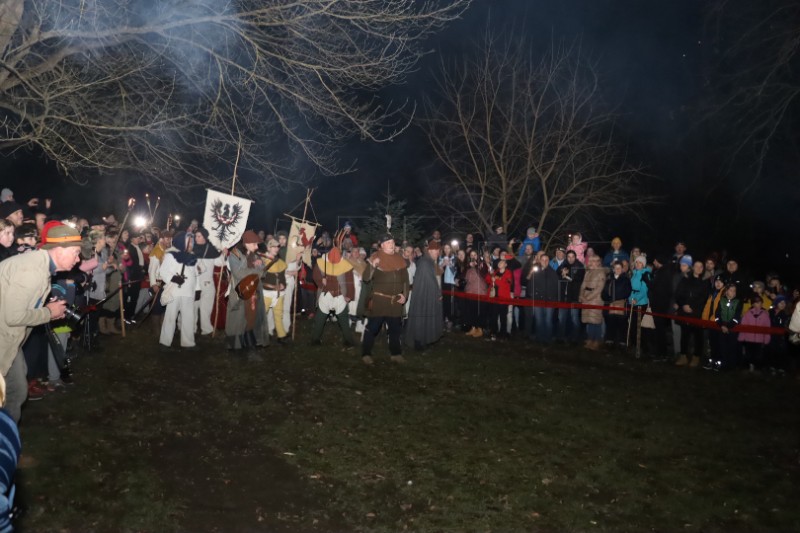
{"left": 567, "top": 241, "right": 588, "bottom": 264}
{"left": 629, "top": 267, "right": 652, "bottom": 307}
{"left": 770, "top": 309, "right": 788, "bottom": 349}
{"left": 648, "top": 265, "right": 674, "bottom": 314}
{"left": 579, "top": 268, "right": 606, "bottom": 325}
{"left": 715, "top": 296, "right": 742, "bottom": 328}
{"left": 702, "top": 289, "right": 724, "bottom": 322}
{"left": 557, "top": 260, "right": 585, "bottom": 303}
{"left": 529, "top": 265, "right": 559, "bottom": 302}
{"left": 0, "top": 250, "right": 52, "bottom": 374}
{"left": 675, "top": 274, "right": 709, "bottom": 318}
{"left": 486, "top": 269, "right": 513, "bottom": 300}
{"left": 603, "top": 273, "right": 632, "bottom": 304}
{"left": 517, "top": 235, "right": 541, "bottom": 259}
{"left": 738, "top": 308, "right": 771, "bottom": 345}
{"left": 464, "top": 267, "right": 488, "bottom": 296}
{"left": 603, "top": 248, "right": 629, "bottom": 267}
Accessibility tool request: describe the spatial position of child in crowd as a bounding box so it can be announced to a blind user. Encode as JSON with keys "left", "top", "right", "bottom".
{"left": 738, "top": 295, "right": 771, "bottom": 372}
{"left": 567, "top": 232, "right": 587, "bottom": 264}
{"left": 713, "top": 284, "right": 742, "bottom": 370}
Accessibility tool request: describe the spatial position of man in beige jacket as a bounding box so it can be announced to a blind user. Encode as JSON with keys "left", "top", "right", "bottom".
{"left": 0, "top": 224, "right": 82, "bottom": 421}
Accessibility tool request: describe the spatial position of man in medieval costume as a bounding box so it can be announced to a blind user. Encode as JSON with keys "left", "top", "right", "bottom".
{"left": 310, "top": 231, "right": 356, "bottom": 346}
{"left": 261, "top": 238, "right": 289, "bottom": 344}
{"left": 405, "top": 240, "right": 444, "bottom": 351}
{"left": 225, "top": 230, "right": 270, "bottom": 358}
{"left": 358, "top": 234, "right": 410, "bottom": 365}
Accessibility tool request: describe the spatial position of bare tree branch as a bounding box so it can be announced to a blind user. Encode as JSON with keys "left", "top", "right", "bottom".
{"left": 0, "top": 0, "right": 469, "bottom": 196}
{"left": 422, "top": 31, "right": 652, "bottom": 249}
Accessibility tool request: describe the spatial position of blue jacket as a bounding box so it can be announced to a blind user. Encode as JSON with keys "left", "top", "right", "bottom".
{"left": 0, "top": 409, "right": 20, "bottom": 533}
{"left": 603, "top": 249, "right": 630, "bottom": 267}
{"left": 517, "top": 235, "right": 541, "bottom": 259}
{"left": 629, "top": 267, "right": 652, "bottom": 306}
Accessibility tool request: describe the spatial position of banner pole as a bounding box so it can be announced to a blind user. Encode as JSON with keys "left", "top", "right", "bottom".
{"left": 213, "top": 141, "right": 242, "bottom": 338}
{"left": 119, "top": 280, "right": 126, "bottom": 338}
{"left": 291, "top": 189, "right": 312, "bottom": 341}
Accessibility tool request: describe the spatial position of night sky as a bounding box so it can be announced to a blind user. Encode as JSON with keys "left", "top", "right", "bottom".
{"left": 1, "top": 0, "right": 796, "bottom": 279}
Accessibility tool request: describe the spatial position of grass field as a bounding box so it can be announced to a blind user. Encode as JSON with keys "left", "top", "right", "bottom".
{"left": 15, "top": 322, "right": 800, "bottom": 532}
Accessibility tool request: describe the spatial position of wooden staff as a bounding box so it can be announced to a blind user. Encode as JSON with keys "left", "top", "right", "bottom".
{"left": 152, "top": 197, "right": 161, "bottom": 227}
{"left": 212, "top": 140, "right": 242, "bottom": 337}
{"left": 108, "top": 198, "right": 135, "bottom": 252}
{"left": 291, "top": 189, "right": 313, "bottom": 340}
{"left": 119, "top": 280, "right": 126, "bottom": 338}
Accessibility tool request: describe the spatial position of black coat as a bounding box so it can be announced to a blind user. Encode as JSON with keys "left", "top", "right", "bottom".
{"left": 675, "top": 274, "right": 709, "bottom": 318}
{"left": 648, "top": 266, "right": 674, "bottom": 314}
{"left": 529, "top": 266, "right": 559, "bottom": 302}
{"left": 603, "top": 274, "right": 632, "bottom": 303}
{"left": 557, "top": 260, "right": 585, "bottom": 303}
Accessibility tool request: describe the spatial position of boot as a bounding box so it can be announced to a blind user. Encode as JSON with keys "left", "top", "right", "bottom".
{"left": 586, "top": 340, "right": 600, "bottom": 351}
{"left": 98, "top": 317, "right": 109, "bottom": 335}
{"left": 106, "top": 318, "right": 122, "bottom": 335}
{"left": 675, "top": 354, "right": 688, "bottom": 366}
{"left": 689, "top": 355, "right": 700, "bottom": 368}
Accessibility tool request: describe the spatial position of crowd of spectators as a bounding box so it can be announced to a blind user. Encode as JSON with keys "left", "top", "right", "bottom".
{"left": 1, "top": 189, "right": 799, "bottom": 526}
{"left": 1, "top": 191, "right": 799, "bottom": 417}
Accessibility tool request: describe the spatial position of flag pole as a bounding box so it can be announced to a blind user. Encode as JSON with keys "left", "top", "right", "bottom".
{"left": 291, "top": 189, "right": 312, "bottom": 340}
{"left": 212, "top": 141, "right": 242, "bottom": 338}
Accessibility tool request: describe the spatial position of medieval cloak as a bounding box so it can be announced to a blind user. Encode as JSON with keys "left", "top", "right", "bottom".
{"left": 404, "top": 254, "right": 443, "bottom": 347}
{"left": 225, "top": 249, "right": 270, "bottom": 349}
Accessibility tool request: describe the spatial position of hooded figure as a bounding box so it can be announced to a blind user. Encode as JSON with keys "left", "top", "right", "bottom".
{"left": 157, "top": 231, "right": 198, "bottom": 350}
{"left": 404, "top": 241, "right": 444, "bottom": 350}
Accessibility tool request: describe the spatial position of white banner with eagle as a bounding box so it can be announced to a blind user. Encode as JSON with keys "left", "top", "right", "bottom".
{"left": 203, "top": 190, "right": 254, "bottom": 250}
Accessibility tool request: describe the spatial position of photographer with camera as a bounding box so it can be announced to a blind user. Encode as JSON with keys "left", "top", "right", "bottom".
{"left": 0, "top": 223, "right": 82, "bottom": 421}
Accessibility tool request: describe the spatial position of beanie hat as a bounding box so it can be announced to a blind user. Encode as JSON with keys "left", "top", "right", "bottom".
{"left": 679, "top": 255, "right": 693, "bottom": 267}
{"left": 0, "top": 201, "right": 23, "bottom": 220}
{"left": 40, "top": 223, "right": 82, "bottom": 250}
{"left": 378, "top": 233, "right": 394, "bottom": 245}
{"left": 196, "top": 227, "right": 210, "bottom": 240}
{"left": 242, "top": 230, "right": 261, "bottom": 244}
{"left": 14, "top": 223, "right": 37, "bottom": 240}
{"left": 343, "top": 220, "right": 352, "bottom": 229}
{"left": 634, "top": 254, "right": 648, "bottom": 266}
{"left": 773, "top": 295, "right": 789, "bottom": 307}
{"left": 0, "top": 188, "right": 12, "bottom": 202}
{"left": 526, "top": 227, "right": 537, "bottom": 236}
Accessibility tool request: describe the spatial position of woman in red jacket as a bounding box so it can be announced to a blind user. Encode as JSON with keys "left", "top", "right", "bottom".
{"left": 485, "top": 258, "right": 513, "bottom": 340}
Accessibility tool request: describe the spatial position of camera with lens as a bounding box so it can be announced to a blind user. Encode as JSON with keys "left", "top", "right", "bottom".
{"left": 50, "top": 296, "right": 87, "bottom": 328}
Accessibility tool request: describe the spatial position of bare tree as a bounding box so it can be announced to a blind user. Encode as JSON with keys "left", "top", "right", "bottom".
{"left": 704, "top": 0, "right": 800, "bottom": 198}
{"left": 0, "top": 0, "right": 469, "bottom": 197}
{"left": 423, "top": 33, "right": 649, "bottom": 249}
